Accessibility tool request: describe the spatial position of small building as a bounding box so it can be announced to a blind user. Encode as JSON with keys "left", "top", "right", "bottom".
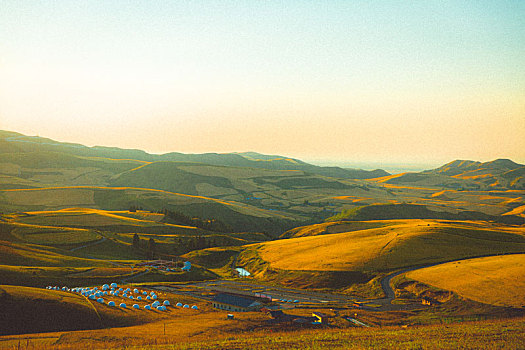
{"left": 212, "top": 293, "right": 263, "bottom": 312}
{"left": 182, "top": 261, "right": 191, "bottom": 271}
{"left": 312, "top": 312, "right": 328, "bottom": 324}
{"left": 266, "top": 309, "right": 284, "bottom": 319}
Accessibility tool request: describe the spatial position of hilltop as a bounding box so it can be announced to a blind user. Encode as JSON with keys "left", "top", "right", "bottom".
{"left": 370, "top": 158, "right": 525, "bottom": 190}
{"left": 3, "top": 130, "right": 525, "bottom": 231}
{"left": 0, "top": 130, "right": 388, "bottom": 180}
{"left": 237, "top": 219, "right": 525, "bottom": 290}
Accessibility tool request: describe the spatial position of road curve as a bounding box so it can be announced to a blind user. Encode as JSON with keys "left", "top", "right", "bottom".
{"left": 379, "top": 251, "right": 525, "bottom": 301}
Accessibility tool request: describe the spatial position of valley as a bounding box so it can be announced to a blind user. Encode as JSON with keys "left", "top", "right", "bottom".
{"left": 1, "top": 130, "right": 524, "bottom": 348}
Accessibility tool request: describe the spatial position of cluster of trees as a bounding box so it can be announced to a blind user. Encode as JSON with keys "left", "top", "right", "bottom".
{"left": 128, "top": 206, "right": 232, "bottom": 232}
{"left": 159, "top": 209, "right": 232, "bottom": 233}
{"left": 128, "top": 206, "right": 232, "bottom": 259}
{"left": 133, "top": 234, "right": 157, "bottom": 259}
{"left": 132, "top": 233, "right": 219, "bottom": 259}
{"left": 129, "top": 205, "right": 144, "bottom": 212}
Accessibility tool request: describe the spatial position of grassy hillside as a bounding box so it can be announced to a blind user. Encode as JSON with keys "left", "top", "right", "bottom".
{"left": 280, "top": 220, "right": 395, "bottom": 238}
{"left": 0, "top": 285, "right": 102, "bottom": 335}
{"left": 424, "top": 159, "right": 525, "bottom": 190}
{"left": 370, "top": 172, "right": 482, "bottom": 190}
{"left": 238, "top": 220, "right": 525, "bottom": 289}
{"left": 110, "top": 161, "right": 235, "bottom": 196}
{"left": 0, "top": 187, "right": 301, "bottom": 233}
{"left": 406, "top": 254, "right": 525, "bottom": 308}
{"left": 0, "top": 240, "right": 112, "bottom": 267}
{"left": 0, "top": 130, "right": 386, "bottom": 180}
{"left": 182, "top": 246, "right": 241, "bottom": 269}
{"left": 0, "top": 284, "right": 210, "bottom": 337}
{"left": 3, "top": 131, "right": 525, "bottom": 226}
{"left": 326, "top": 203, "right": 525, "bottom": 225}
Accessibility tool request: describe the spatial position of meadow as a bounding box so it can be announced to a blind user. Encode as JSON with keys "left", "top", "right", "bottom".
{"left": 406, "top": 254, "right": 525, "bottom": 308}
{"left": 238, "top": 220, "right": 525, "bottom": 288}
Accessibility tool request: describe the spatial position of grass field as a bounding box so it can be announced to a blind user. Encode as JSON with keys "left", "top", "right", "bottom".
{"left": 0, "top": 186, "right": 302, "bottom": 233}
{"left": 406, "top": 254, "right": 525, "bottom": 308}
{"left": 254, "top": 220, "right": 525, "bottom": 272}
{"left": 0, "top": 240, "right": 113, "bottom": 267}
{"left": 234, "top": 219, "right": 525, "bottom": 292}
{"left": 2, "top": 311, "right": 524, "bottom": 349}
{"left": 0, "top": 284, "right": 210, "bottom": 337}
{"left": 0, "top": 285, "right": 102, "bottom": 335}
{"left": 280, "top": 220, "right": 395, "bottom": 238}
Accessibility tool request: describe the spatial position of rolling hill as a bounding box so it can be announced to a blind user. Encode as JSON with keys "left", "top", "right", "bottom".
{"left": 0, "top": 130, "right": 388, "bottom": 180}
{"left": 423, "top": 159, "right": 525, "bottom": 190}
{"left": 0, "top": 285, "right": 103, "bottom": 335}
{"left": 405, "top": 254, "right": 525, "bottom": 308}
{"left": 0, "top": 186, "right": 302, "bottom": 233}
{"left": 325, "top": 203, "right": 525, "bottom": 225}
{"left": 2, "top": 130, "right": 525, "bottom": 228}
{"left": 237, "top": 219, "right": 525, "bottom": 289}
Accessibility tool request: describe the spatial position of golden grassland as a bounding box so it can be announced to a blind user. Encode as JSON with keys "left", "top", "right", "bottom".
{"left": 0, "top": 241, "right": 112, "bottom": 267}
{"left": 2, "top": 312, "right": 524, "bottom": 349}
{"left": 0, "top": 186, "right": 298, "bottom": 221}
{"left": 7, "top": 222, "right": 100, "bottom": 246}
{"left": 255, "top": 220, "right": 525, "bottom": 272}
{"left": 0, "top": 284, "right": 210, "bottom": 337}
{"left": 406, "top": 254, "right": 525, "bottom": 308}
{"left": 280, "top": 220, "right": 396, "bottom": 238}
{"left": 8, "top": 208, "right": 199, "bottom": 231}
{"left": 0, "top": 285, "right": 101, "bottom": 336}
{"left": 504, "top": 204, "right": 525, "bottom": 217}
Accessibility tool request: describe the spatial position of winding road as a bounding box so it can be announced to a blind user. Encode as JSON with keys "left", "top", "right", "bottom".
{"left": 379, "top": 251, "right": 525, "bottom": 301}
{"left": 144, "top": 251, "right": 525, "bottom": 313}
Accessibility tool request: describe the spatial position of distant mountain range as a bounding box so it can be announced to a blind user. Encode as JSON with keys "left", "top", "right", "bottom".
{"left": 1, "top": 129, "right": 524, "bottom": 230}
{"left": 0, "top": 130, "right": 388, "bottom": 180}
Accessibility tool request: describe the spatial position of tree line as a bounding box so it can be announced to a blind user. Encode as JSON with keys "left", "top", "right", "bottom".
{"left": 159, "top": 208, "right": 232, "bottom": 232}
{"left": 132, "top": 233, "right": 219, "bottom": 259}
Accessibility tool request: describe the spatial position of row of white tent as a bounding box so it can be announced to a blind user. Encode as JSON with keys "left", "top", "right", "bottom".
{"left": 45, "top": 284, "right": 198, "bottom": 311}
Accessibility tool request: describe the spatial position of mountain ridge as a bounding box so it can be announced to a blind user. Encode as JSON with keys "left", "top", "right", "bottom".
{"left": 0, "top": 130, "right": 388, "bottom": 180}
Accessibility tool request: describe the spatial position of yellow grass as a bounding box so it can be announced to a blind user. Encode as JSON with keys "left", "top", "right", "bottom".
{"left": 2, "top": 188, "right": 95, "bottom": 206}
{"left": 406, "top": 254, "right": 525, "bottom": 308}
{"left": 0, "top": 284, "right": 264, "bottom": 349}
{"left": 332, "top": 195, "right": 372, "bottom": 203}
{"left": 0, "top": 186, "right": 293, "bottom": 219}
{"left": 0, "top": 241, "right": 110, "bottom": 267}
{"left": 257, "top": 220, "right": 525, "bottom": 272}
{"left": 11, "top": 208, "right": 200, "bottom": 231}
{"left": 503, "top": 204, "right": 525, "bottom": 217}
{"left": 282, "top": 220, "right": 398, "bottom": 238}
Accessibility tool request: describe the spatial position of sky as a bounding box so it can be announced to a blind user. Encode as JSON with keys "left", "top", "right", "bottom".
{"left": 1, "top": 1, "right": 524, "bottom": 167}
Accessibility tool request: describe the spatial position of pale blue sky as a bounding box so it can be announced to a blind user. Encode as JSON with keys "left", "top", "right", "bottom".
{"left": 1, "top": 1, "right": 524, "bottom": 164}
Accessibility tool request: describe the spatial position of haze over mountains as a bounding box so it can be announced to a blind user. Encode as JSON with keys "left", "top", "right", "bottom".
{"left": 1, "top": 129, "right": 524, "bottom": 233}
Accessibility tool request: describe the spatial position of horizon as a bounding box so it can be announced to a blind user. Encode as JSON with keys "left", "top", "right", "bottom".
{"left": 3, "top": 128, "right": 523, "bottom": 174}
{"left": 1, "top": 1, "right": 524, "bottom": 165}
